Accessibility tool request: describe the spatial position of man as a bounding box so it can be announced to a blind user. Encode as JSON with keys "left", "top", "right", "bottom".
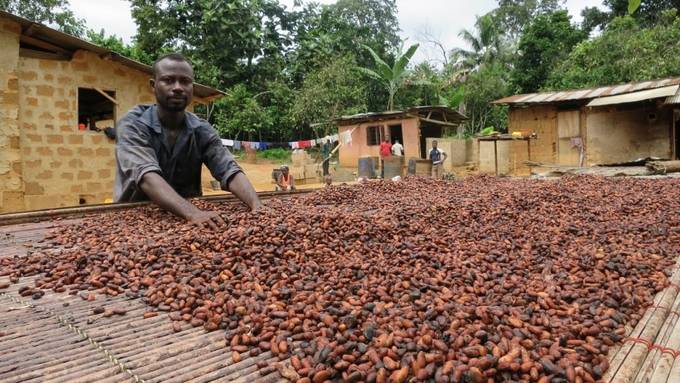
{"left": 429, "top": 140, "right": 447, "bottom": 179}
{"left": 391, "top": 139, "right": 404, "bottom": 156}
{"left": 379, "top": 138, "right": 391, "bottom": 178}
{"left": 275, "top": 165, "right": 295, "bottom": 191}
{"left": 114, "top": 53, "right": 262, "bottom": 229}
{"left": 321, "top": 140, "right": 331, "bottom": 176}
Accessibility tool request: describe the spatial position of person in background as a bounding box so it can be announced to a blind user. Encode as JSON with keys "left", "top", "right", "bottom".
{"left": 321, "top": 140, "right": 331, "bottom": 176}
{"left": 429, "top": 140, "right": 447, "bottom": 179}
{"left": 391, "top": 139, "right": 403, "bottom": 156}
{"left": 276, "top": 165, "right": 295, "bottom": 191}
{"left": 379, "top": 138, "right": 392, "bottom": 178}
{"left": 114, "top": 53, "right": 262, "bottom": 230}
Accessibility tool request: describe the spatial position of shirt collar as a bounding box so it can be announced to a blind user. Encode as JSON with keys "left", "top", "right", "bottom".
{"left": 138, "top": 104, "right": 202, "bottom": 134}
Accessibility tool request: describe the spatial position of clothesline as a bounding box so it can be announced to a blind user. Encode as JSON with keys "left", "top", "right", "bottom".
{"left": 220, "top": 130, "right": 353, "bottom": 151}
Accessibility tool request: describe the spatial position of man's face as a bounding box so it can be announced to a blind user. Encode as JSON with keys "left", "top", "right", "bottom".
{"left": 150, "top": 59, "right": 194, "bottom": 112}
{"left": 432, "top": 141, "right": 438, "bottom": 149}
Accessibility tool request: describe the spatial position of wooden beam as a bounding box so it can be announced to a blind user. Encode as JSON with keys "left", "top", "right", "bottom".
{"left": 418, "top": 117, "right": 460, "bottom": 127}
{"left": 93, "top": 87, "right": 119, "bottom": 105}
{"left": 19, "top": 48, "right": 70, "bottom": 61}
{"left": 20, "top": 35, "right": 71, "bottom": 55}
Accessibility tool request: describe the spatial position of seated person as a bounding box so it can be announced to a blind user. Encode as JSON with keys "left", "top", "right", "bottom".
{"left": 275, "top": 165, "right": 295, "bottom": 191}
{"left": 114, "top": 53, "right": 262, "bottom": 229}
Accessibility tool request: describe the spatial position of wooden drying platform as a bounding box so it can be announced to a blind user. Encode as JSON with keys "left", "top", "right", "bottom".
{"left": 0, "top": 220, "right": 289, "bottom": 383}
{"left": 1, "top": 196, "right": 679, "bottom": 382}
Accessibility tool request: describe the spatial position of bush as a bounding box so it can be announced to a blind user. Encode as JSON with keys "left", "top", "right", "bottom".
{"left": 256, "top": 148, "right": 292, "bottom": 163}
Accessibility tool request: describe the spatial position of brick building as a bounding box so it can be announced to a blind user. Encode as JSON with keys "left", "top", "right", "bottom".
{"left": 0, "top": 11, "right": 222, "bottom": 213}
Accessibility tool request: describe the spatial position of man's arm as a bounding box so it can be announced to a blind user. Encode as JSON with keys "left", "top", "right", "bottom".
{"left": 139, "top": 172, "right": 225, "bottom": 229}
{"left": 201, "top": 126, "right": 262, "bottom": 210}
{"left": 226, "top": 172, "right": 263, "bottom": 210}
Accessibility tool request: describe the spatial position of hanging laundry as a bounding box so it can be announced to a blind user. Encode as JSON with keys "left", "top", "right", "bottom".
{"left": 329, "top": 134, "right": 339, "bottom": 143}
{"left": 260, "top": 142, "right": 269, "bottom": 150}
{"left": 340, "top": 131, "right": 352, "bottom": 145}
{"left": 221, "top": 139, "right": 234, "bottom": 147}
{"left": 308, "top": 139, "right": 317, "bottom": 147}
{"left": 289, "top": 141, "right": 298, "bottom": 149}
{"left": 233, "top": 141, "right": 241, "bottom": 150}
{"left": 251, "top": 142, "right": 260, "bottom": 150}
{"left": 242, "top": 141, "right": 251, "bottom": 149}
{"left": 297, "top": 140, "right": 310, "bottom": 149}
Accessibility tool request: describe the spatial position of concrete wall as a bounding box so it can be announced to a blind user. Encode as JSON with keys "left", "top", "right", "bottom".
{"left": 338, "top": 117, "right": 419, "bottom": 167}
{"left": 478, "top": 140, "right": 531, "bottom": 176}
{"left": 0, "top": 19, "right": 23, "bottom": 212}
{"left": 507, "top": 105, "right": 558, "bottom": 164}
{"left": 424, "top": 138, "right": 470, "bottom": 171}
{"left": 585, "top": 105, "right": 672, "bottom": 165}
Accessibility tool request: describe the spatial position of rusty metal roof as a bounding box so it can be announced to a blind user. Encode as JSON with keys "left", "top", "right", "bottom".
{"left": 0, "top": 11, "right": 224, "bottom": 100}
{"left": 493, "top": 77, "right": 680, "bottom": 105}
{"left": 665, "top": 88, "right": 680, "bottom": 105}
{"left": 336, "top": 106, "right": 467, "bottom": 125}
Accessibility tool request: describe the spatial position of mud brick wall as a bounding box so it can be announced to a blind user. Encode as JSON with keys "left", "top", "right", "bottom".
{"left": 0, "top": 19, "right": 23, "bottom": 212}
{"left": 16, "top": 49, "right": 157, "bottom": 211}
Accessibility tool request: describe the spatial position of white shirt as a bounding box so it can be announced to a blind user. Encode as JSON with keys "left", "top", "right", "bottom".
{"left": 391, "top": 142, "right": 404, "bottom": 156}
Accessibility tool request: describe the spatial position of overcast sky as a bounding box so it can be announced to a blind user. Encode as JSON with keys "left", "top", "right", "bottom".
{"left": 69, "top": 0, "right": 605, "bottom": 64}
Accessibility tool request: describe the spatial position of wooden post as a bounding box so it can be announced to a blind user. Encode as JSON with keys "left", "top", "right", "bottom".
{"left": 494, "top": 140, "right": 498, "bottom": 176}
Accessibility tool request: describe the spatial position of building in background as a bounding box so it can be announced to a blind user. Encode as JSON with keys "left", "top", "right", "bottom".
{"left": 0, "top": 11, "right": 223, "bottom": 213}
{"left": 492, "top": 77, "right": 680, "bottom": 175}
{"left": 335, "top": 106, "right": 467, "bottom": 170}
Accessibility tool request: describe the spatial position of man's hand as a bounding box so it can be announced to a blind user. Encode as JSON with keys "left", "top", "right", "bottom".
{"left": 187, "top": 210, "right": 225, "bottom": 230}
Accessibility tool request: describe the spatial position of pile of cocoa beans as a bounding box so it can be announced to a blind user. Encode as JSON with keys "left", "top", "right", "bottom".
{"left": 2, "top": 175, "right": 679, "bottom": 383}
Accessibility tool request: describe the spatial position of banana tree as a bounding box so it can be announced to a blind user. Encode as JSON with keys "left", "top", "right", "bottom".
{"left": 358, "top": 43, "right": 419, "bottom": 111}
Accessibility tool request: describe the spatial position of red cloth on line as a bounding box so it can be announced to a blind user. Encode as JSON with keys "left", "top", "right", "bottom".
{"left": 380, "top": 142, "right": 392, "bottom": 157}
{"left": 298, "top": 140, "right": 311, "bottom": 148}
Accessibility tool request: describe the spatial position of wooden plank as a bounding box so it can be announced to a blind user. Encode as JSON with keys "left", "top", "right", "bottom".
{"left": 93, "top": 87, "right": 119, "bottom": 105}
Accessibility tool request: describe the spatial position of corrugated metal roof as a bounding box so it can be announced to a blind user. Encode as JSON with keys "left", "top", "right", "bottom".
{"left": 493, "top": 77, "right": 680, "bottom": 105}
{"left": 587, "top": 85, "right": 679, "bottom": 107}
{"left": 0, "top": 11, "right": 224, "bottom": 100}
{"left": 335, "top": 106, "right": 467, "bottom": 125}
{"left": 665, "top": 88, "right": 680, "bottom": 105}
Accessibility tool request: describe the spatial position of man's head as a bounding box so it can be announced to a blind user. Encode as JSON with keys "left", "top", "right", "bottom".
{"left": 150, "top": 53, "right": 194, "bottom": 112}
{"left": 432, "top": 140, "right": 438, "bottom": 149}
{"left": 281, "top": 165, "right": 289, "bottom": 175}
{"left": 395, "top": 139, "right": 400, "bottom": 144}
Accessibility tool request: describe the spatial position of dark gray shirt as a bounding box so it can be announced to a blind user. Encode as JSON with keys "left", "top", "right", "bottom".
{"left": 114, "top": 104, "right": 242, "bottom": 202}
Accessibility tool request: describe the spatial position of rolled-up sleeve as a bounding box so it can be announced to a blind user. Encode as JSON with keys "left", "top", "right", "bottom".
{"left": 114, "top": 114, "right": 162, "bottom": 201}
{"left": 201, "top": 127, "right": 243, "bottom": 190}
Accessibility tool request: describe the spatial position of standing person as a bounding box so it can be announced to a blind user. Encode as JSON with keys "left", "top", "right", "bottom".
{"left": 321, "top": 140, "right": 331, "bottom": 176}
{"left": 275, "top": 165, "right": 295, "bottom": 191}
{"left": 114, "top": 53, "right": 262, "bottom": 229}
{"left": 379, "top": 138, "right": 392, "bottom": 178}
{"left": 391, "top": 139, "right": 403, "bottom": 156}
{"left": 429, "top": 140, "right": 447, "bottom": 179}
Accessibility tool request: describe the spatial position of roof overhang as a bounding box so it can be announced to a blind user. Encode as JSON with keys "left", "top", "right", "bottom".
{"left": 586, "top": 85, "right": 679, "bottom": 107}
{"left": 0, "top": 10, "right": 225, "bottom": 100}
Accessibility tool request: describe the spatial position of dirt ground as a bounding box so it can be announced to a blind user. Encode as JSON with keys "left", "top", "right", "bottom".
{"left": 202, "top": 160, "right": 329, "bottom": 195}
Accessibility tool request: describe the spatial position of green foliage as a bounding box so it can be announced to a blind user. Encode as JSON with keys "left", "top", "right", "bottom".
{"left": 452, "top": 14, "right": 506, "bottom": 71}
{"left": 0, "top": 0, "right": 85, "bottom": 36}
{"left": 546, "top": 10, "right": 680, "bottom": 90}
{"left": 86, "top": 29, "right": 153, "bottom": 64}
{"left": 462, "top": 62, "right": 510, "bottom": 135}
{"left": 291, "top": 55, "right": 367, "bottom": 136}
{"left": 492, "top": 0, "right": 564, "bottom": 39}
{"left": 628, "top": 0, "right": 642, "bottom": 14}
{"left": 360, "top": 42, "right": 419, "bottom": 110}
{"left": 257, "top": 148, "right": 291, "bottom": 163}
{"left": 511, "top": 11, "right": 586, "bottom": 93}
{"left": 582, "top": 0, "right": 680, "bottom": 30}
{"left": 212, "top": 85, "right": 271, "bottom": 141}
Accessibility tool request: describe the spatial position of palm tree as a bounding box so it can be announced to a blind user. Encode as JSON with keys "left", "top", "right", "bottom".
{"left": 451, "top": 14, "right": 504, "bottom": 71}
{"left": 358, "top": 42, "right": 419, "bottom": 111}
